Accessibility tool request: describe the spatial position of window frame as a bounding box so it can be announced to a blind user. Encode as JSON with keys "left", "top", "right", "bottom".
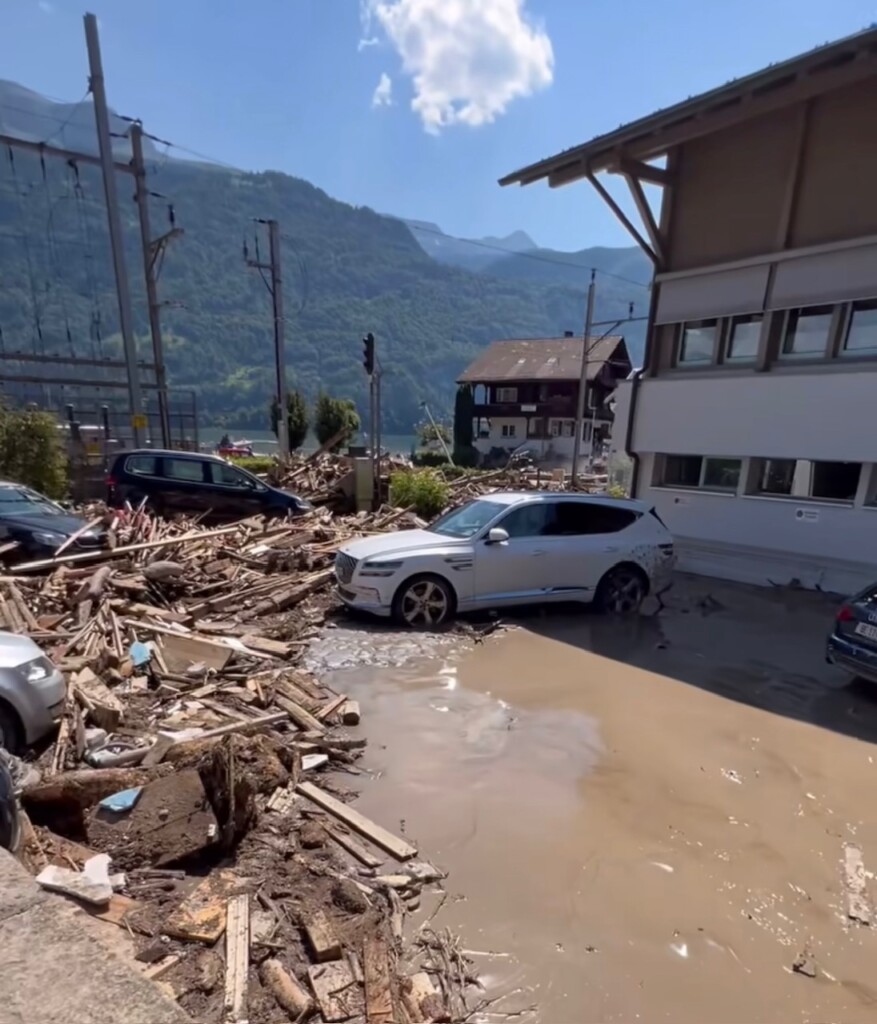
{"left": 495, "top": 386, "right": 518, "bottom": 403}
{"left": 724, "top": 314, "right": 763, "bottom": 364}
{"left": 839, "top": 299, "right": 877, "bottom": 358}
{"left": 676, "top": 319, "right": 719, "bottom": 367}
{"left": 655, "top": 454, "right": 742, "bottom": 494}
{"left": 500, "top": 423, "right": 517, "bottom": 439}
{"left": 747, "top": 457, "right": 862, "bottom": 505}
{"left": 778, "top": 304, "right": 836, "bottom": 361}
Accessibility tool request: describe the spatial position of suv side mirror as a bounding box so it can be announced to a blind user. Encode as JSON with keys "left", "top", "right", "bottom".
{"left": 486, "top": 527, "right": 509, "bottom": 545}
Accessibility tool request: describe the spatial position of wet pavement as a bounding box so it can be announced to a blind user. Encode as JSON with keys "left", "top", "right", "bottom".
{"left": 311, "top": 577, "right": 877, "bottom": 1023}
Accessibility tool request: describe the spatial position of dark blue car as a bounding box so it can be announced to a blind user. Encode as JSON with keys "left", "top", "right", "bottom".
{"left": 826, "top": 583, "right": 877, "bottom": 684}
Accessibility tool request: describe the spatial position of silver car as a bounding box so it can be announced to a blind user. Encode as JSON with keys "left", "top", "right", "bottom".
{"left": 0, "top": 633, "right": 66, "bottom": 752}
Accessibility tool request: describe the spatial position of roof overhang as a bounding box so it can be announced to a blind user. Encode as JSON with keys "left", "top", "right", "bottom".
{"left": 499, "top": 25, "right": 877, "bottom": 190}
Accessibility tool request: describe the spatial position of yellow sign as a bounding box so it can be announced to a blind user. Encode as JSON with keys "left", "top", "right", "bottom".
{"left": 131, "top": 414, "right": 148, "bottom": 429}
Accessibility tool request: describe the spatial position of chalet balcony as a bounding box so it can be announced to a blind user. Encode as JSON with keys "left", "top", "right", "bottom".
{"left": 472, "top": 397, "right": 577, "bottom": 419}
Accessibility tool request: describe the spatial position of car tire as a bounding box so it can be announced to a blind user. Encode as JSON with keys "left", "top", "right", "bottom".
{"left": 392, "top": 574, "right": 456, "bottom": 629}
{"left": 0, "top": 703, "right": 23, "bottom": 755}
{"left": 595, "top": 564, "right": 648, "bottom": 615}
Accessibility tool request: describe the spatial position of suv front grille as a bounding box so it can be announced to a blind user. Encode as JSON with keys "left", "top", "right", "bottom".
{"left": 335, "top": 552, "right": 357, "bottom": 585}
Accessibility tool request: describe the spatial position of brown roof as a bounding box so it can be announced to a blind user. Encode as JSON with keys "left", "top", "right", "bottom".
{"left": 499, "top": 25, "right": 877, "bottom": 187}
{"left": 457, "top": 335, "right": 626, "bottom": 383}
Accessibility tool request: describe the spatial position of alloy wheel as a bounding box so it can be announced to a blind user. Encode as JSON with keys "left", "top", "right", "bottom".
{"left": 603, "top": 569, "right": 646, "bottom": 613}
{"left": 400, "top": 579, "right": 450, "bottom": 627}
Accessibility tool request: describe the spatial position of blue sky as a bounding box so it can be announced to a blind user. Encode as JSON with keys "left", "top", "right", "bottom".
{"left": 3, "top": 0, "right": 876, "bottom": 251}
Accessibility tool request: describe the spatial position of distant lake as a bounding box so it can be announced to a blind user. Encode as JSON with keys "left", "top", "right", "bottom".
{"left": 199, "top": 428, "right": 419, "bottom": 456}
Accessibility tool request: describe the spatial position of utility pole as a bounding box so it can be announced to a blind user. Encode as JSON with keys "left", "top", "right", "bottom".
{"left": 362, "top": 333, "right": 380, "bottom": 509}
{"left": 131, "top": 121, "right": 180, "bottom": 449}
{"left": 84, "top": 12, "right": 145, "bottom": 447}
{"left": 571, "top": 269, "right": 596, "bottom": 486}
{"left": 246, "top": 220, "right": 289, "bottom": 456}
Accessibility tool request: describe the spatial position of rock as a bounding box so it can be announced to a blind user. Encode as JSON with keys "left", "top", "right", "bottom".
{"left": 331, "top": 879, "right": 369, "bottom": 915}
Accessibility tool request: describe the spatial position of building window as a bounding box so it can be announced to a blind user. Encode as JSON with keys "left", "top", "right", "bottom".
{"left": 677, "top": 320, "right": 717, "bottom": 365}
{"left": 657, "top": 455, "right": 741, "bottom": 492}
{"left": 496, "top": 387, "right": 518, "bottom": 403}
{"left": 780, "top": 306, "right": 833, "bottom": 358}
{"left": 725, "top": 315, "right": 762, "bottom": 362}
{"left": 538, "top": 384, "right": 549, "bottom": 402}
{"left": 842, "top": 300, "right": 877, "bottom": 356}
{"left": 751, "top": 458, "right": 861, "bottom": 502}
{"left": 500, "top": 423, "right": 517, "bottom": 438}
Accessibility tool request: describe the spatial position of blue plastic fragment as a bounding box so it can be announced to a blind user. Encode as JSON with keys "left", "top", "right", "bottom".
{"left": 98, "top": 787, "right": 142, "bottom": 813}
{"left": 129, "top": 641, "right": 152, "bottom": 667}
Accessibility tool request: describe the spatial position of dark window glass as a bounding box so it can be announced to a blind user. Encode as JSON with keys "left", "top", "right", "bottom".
{"left": 678, "top": 321, "right": 716, "bottom": 364}
{"left": 781, "top": 307, "right": 832, "bottom": 357}
{"left": 549, "top": 501, "right": 637, "bottom": 535}
{"left": 499, "top": 503, "right": 556, "bottom": 538}
{"left": 757, "top": 459, "right": 795, "bottom": 495}
{"left": 126, "top": 455, "right": 158, "bottom": 476}
{"left": 843, "top": 300, "right": 877, "bottom": 355}
{"left": 662, "top": 455, "right": 702, "bottom": 487}
{"left": 810, "top": 461, "right": 860, "bottom": 501}
{"left": 210, "top": 462, "right": 249, "bottom": 488}
{"left": 162, "top": 458, "right": 206, "bottom": 483}
{"left": 726, "top": 316, "right": 761, "bottom": 362}
{"left": 702, "top": 458, "right": 741, "bottom": 491}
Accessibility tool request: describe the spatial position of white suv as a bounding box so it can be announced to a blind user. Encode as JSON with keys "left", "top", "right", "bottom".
{"left": 335, "top": 492, "right": 675, "bottom": 627}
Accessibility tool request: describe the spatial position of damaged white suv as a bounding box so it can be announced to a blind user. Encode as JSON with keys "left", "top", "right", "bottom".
{"left": 335, "top": 492, "right": 675, "bottom": 627}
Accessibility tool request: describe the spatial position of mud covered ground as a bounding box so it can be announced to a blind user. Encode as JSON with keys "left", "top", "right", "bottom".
{"left": 311, "top": 576, "right": 877, "bottom": 1023}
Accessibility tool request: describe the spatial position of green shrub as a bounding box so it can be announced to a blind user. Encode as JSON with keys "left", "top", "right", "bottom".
{"left": 605, "top": 483, "right": 629, "bottom": 499}
{"left": 412, "top": 449, "right": 450, "bottom": 467}
{"left": 231, "top": 455, "right": 275, "bottom": 475}
{"left": 0, "top": 406, "right": 67, "bottom": 498}
{"left": 389, "top": 469, "right": 449, "bottom": 519}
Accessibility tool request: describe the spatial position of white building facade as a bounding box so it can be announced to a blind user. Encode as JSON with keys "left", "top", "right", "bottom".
{"left": 503, "top": 27, "right": 877, "bottom": 593}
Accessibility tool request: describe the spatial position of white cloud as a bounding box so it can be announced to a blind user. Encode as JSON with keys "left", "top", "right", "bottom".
{"left": 358, "top": 36, "right": 380, "bottom": 51}
{"left": 372, "top": 72, "right": 394, "bottom": 108}
{"left": 361, "top": 0, "right": 553, "bottom": 134}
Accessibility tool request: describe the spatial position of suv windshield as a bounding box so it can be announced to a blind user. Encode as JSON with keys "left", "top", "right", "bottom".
{"left": 429, "top": 499, "right": 505, "bottom": 539}
{"left": 0, "top": 486, "right": 62, "bottom": 518}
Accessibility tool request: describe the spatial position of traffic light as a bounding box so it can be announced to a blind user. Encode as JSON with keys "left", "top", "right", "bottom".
{"left": 363, "top": 332, "right": 375, "bottom": 375}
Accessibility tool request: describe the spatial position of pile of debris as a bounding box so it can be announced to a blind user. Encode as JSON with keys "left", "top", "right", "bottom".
{"left": 2, "top": 507, "right": 480, "bottom": 1023}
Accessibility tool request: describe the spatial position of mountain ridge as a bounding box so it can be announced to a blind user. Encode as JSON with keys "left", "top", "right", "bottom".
{"left": 0, "top": 80, "right": 648, "bottom": 433}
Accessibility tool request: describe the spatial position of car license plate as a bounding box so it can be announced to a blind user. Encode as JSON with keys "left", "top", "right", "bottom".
{"left": 854, "top": 622, "right": 877, "bottom": 642}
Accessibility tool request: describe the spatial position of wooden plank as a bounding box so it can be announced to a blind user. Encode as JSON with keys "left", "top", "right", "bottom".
{"left": 274, "top": 695, "right": 326, "bottom": 734}
{"left": 238, "top": 634, "right": 293, "bottom": 658}
{"left": 316, "top": 694, "right": 347, "bottom": 722}
{"left": 304, "top": 910, "right": 342, "bottom": 963}
{"left": 164, "top": 870, "right": 240, "bottom": 943}
{"left": 12, "top": 524, "right": 242, "bottom": 572}
{"left": 844, "top": 844, "right": 871, "bottom": 925}
{"left": 296, "top": 782, "right": 417, "bottom": 861}
{"left": 363, "top": 937, "right": 394, "bottom": 1024}
{"left": 224, "top": 894, "right": 250, "bottom": 1024}
{"left": 324, "top": 825, "right": 383, "bottom": 869}
{"left": 72, "top": 667, "right": 124, "bottom": 731}
{"left": 141, "top": 954, "right": 182, "bottom": 981}
{"left": 83, "top": 892, "right": 143, "bottom": 928}
{"left": 160, "top": 632, "right": 233, "bottom": 674}
{"left": 308, "top": 961, "right": 362, "bottom": 1022}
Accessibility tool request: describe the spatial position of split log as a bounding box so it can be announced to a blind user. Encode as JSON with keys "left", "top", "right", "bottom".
{"left": 260, "top": 959, "right": 313, "bottom": 1019}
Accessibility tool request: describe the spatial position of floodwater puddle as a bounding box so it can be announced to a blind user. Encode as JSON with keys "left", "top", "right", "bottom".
{"left": 320, "top": 581, "right": 877, "bottom": 1022}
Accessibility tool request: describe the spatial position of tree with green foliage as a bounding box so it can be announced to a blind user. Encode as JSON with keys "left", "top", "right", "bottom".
{"left": 269, "top": 390, "right": 309, "bottom": 450}
{"left": 0, "top": 405, "right": 67, "bottom": 498}
{"left": 313, "top": 393, "right": 360, "bottom": 451}
{"left": 452, "top": 385, "right": 478, "bottom": 466}
{"left": 417, "top": 420, "right": 451, "bottom": 447}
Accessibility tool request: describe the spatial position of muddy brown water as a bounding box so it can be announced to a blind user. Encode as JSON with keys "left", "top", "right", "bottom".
{"left": 318, "top": 580, "right": 877, "bottom": 1023}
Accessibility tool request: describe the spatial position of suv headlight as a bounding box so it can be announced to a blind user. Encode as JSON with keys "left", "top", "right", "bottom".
{"left": 360, "top": 560, "right": 404, "bottom": 578}
{"left": 19, "top": 657, "right": 54, "bottom": 684}
{"left": 32, "top": 531, "right": 65, "bottom": 546}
